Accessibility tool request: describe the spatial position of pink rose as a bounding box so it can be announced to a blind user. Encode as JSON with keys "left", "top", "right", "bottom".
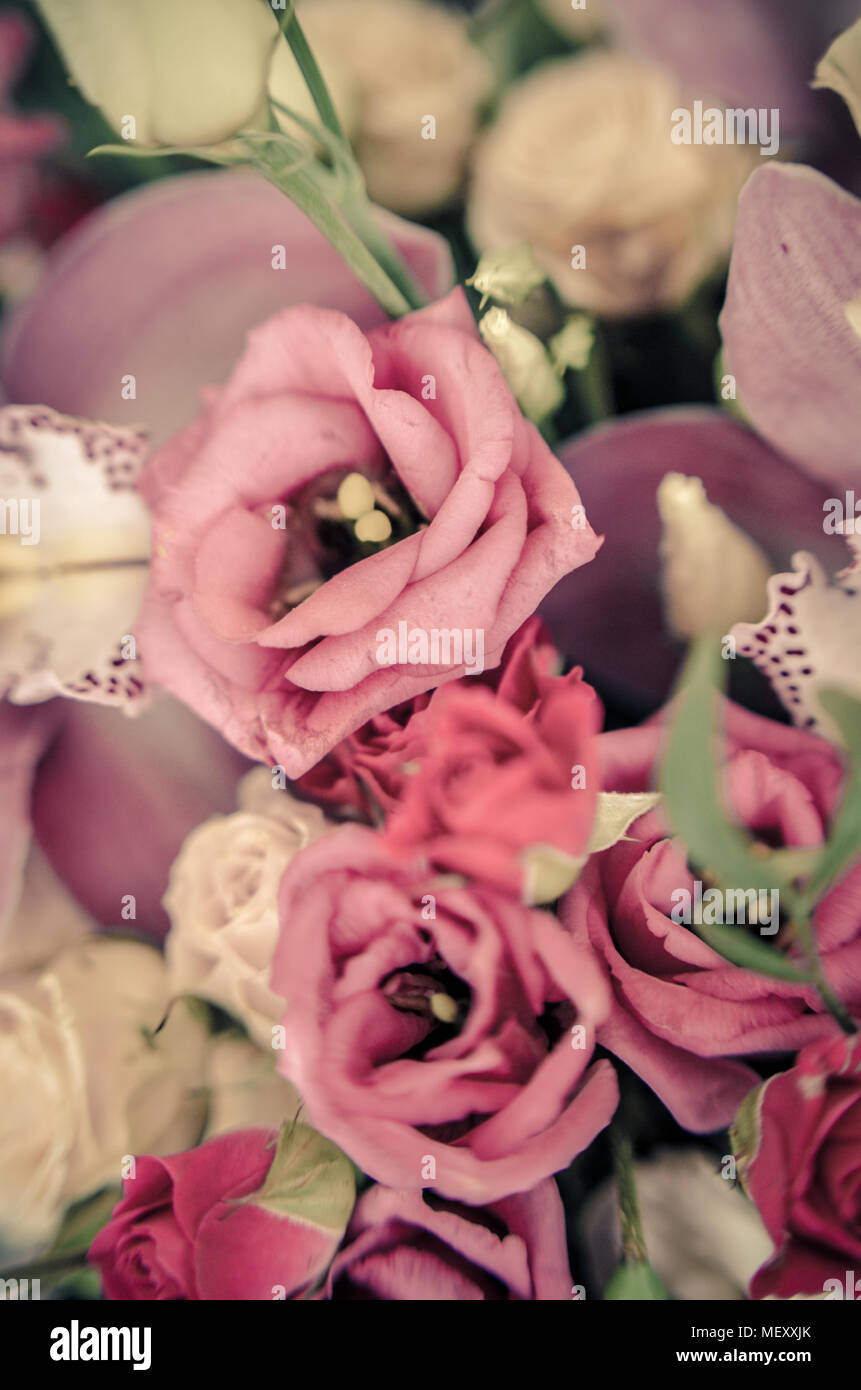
{"left": 742, "top": 1032, "right": 861, "bottom": 1300}
{"left": 295, "top": 615, "right": 561, "bottom": 820}
{"left": 271, "top": 825, "right": 618, "bottom": 1203}
{"left": 88, "top": 1127, "right": 351, "bottom": 1300}
{"left": 326, "top": 1180, "right": 572, "bottom": 1300}
{"left": 384, "top": 666, "right": 600, "bottom": 899}
{"left": 561, "top": 700, "right": 856, "bottom": 1131}
{"left": 137, "top": 289, "right": 599, "bottom": 777}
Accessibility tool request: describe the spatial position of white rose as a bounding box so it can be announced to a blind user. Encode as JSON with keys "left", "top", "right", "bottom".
{"left": 164, "top": 769, "right": 334, "bottom": 1049}
{"left": 34, "top": 0, "right": 278, "bottom": 147}
{"left": 0, "top": 936, "right": 208, "bottom": 1251}
{"left": 203, "top": 1033, "right": 305, "bottom": 1139}
{"left": 467, "top": 52, "right": 757, "bottom": 318}
{"left": 270, "top": 0, "right": 494, "bottom": 215}
{"left": 583, "top": 1149, "right": 774, "bottom": 1299}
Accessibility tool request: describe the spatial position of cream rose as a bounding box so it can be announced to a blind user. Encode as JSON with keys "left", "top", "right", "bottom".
{"left": 203, "top": 1032, "right": 305, "bottom": 1139}
{"left": 164, "top": 769, "right": 334, "bottom": 1049}
{"left": 583, "top": 1149, "right": 774, "bottom": 1299}
{"left": 0, "top": 936, "right": 208, "bottom": 1250}
{"left": 467, "top": 52, "right": 757, "bottom": 318}
{"left": 269, "top": 0, "right": 493, "bottom": 215}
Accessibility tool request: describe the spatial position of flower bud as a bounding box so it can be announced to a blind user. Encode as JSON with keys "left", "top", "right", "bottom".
{"left": 813, "top": 16, "right": 861, "bottom": 139}
{"left": 35, "top": 0, "right": 278, "bottom": 147}
{"left": 658, "top": 472, "right": 771, "bottom": 640}
{"left": 479, "top": 307, "right": 564, "bottom": 423}
{"left": 467, "top": 244, "right": 547, "bottom": 309}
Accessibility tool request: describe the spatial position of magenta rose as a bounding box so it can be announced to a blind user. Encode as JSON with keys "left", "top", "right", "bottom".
{"left": 88, "top": 1128, "right": 352, "bottom": 1300}
{"left": 271, "top": 825, "right": 618, "bottom": 1203}
{"left": 560, "top": 700, "right": 857, "bottom": 1131}
{"left": 325, "top": 1180, "right": 572, "bottom": 1300}
{"left": 740, "top": 1032, "right": 861, "bottom": 1300}
{"left": 137, "top": 289, "right": 599, "bottom": 777}
{"left": 295, "top": 616, "right": 560, "bottom": 819}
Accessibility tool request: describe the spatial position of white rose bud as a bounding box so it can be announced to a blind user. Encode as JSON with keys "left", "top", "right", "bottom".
{"left": 479, "top": 306, "right": 564, "bottom": 423}
{"left": 466, "top": 244, "right": 547, "bottom": 309}
{"left": 270, "top": 0, "right": 493, "bottom": 216}
{"left": 467, "top": 52, "right": 757, "bottom": 318}
{"left": 34, "top": 0, "right": 278, "bottom": 147}
{"left": 164, "top": 769, "right": 335, "bottom": 1048}
{"left": 0, "top": 936, "right": 208, "bottom": 1250}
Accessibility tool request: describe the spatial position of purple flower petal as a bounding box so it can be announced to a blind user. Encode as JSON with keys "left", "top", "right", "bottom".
{"left": 720, "top": 163, "right": 861, "bottom": 490}
{"left": 603, "top": 0, "right": 859, "bottom": 136}
{"left": 1, "top": 168, "right": 455, "bottom": 443}
{"left": 540, "top": 408, "right": 838, "bottom": 708}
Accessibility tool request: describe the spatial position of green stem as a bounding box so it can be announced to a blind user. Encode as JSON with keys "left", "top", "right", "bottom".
{"left": 340, "top": 196, "right": 428, "bottom": 312}
{"left": 279, "top": 3, "right": 347, "bottom": 143}
{"left": 575, "top": 328, "right": 614, "bottom": 425}
{"left": 273, "top": 9, "right": 428, "bottom": 315}
{"left": 610, "top": 1127, "right": 647, "bottom": 1265}
{"left": 242, "top": 136, "right": 413, "bottom": 318}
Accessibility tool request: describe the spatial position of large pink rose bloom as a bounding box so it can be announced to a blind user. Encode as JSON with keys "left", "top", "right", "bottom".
{"left": 744, "top": 1032, "right": 861, "bottom": 1300}
{"left": 137, "top": 289, "right": 599, "bottom": 777}
{"left": 326, "top": 1181, "right": 572, "bottom": 1300}
{"left": 271, "top": 825, "right": 618, "bottom": 1203}
{"left": 561, "top": 701, "right": 858, "bottom": 1131}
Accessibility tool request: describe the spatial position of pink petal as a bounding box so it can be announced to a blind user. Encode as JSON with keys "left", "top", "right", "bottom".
{"left": 32, "top": 696, "right": 249, "bottom": 937}
{"left": 2, "top": 169, "right": 455, "bottom": 443}
{"left": 720, "top": 163, "right": 861, "bottom": 490}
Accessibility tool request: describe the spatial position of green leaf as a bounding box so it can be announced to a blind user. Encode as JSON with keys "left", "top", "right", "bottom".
{"left": 252, "top": 1120, "right": 355, "bottom": 1236}
{"left": 88, "top": 143, "right": 243, "bottom": 166}
{"left": 729, "top": 1081, "right": 765, "bottom": 1193}
{"left": 48, "top": 1187, "right": 122, "bottom": 1259}
{"left": 798, "top": 688, "right": 861, "bottom": 910}
{"left": 660, "top": 634, "right": 793, "bottom": 897}
{"left": 241, "top": 135, "right": 414, "bottom": 318}
{"left": 691, "top": 921, "right": 811, "bottom": 983}
{"left": 604, "top": 1261, "right": 669, "bottom": 1300}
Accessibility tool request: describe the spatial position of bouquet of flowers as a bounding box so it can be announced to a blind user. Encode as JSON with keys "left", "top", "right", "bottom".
{"left": 0, "top": 0, "right": 859, "bottom": 1309}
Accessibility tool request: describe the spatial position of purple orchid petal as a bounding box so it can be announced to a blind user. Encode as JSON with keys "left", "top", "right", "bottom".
{"left": 31, "top": 695, "right": 249, "bottom": 939}
{"left": 540, "top": 408, "right": 839, "bottom": 708}
{"left": 720, "top": 163, "right": 861, "bottom": 490}
{"left": 1, "top": 167, "right": 455, "bottom": 443}
{"left": 603, "top": 0, "right": 859, "bottom": 137}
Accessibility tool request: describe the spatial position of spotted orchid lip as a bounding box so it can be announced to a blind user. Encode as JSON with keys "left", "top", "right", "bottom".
{"left": 0, "top": 405, "right": 152, "bottom": 709}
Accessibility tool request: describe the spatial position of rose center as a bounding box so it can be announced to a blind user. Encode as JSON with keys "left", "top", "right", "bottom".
{"left": 264, "top": 465, "right": 425, "bottom": 621}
